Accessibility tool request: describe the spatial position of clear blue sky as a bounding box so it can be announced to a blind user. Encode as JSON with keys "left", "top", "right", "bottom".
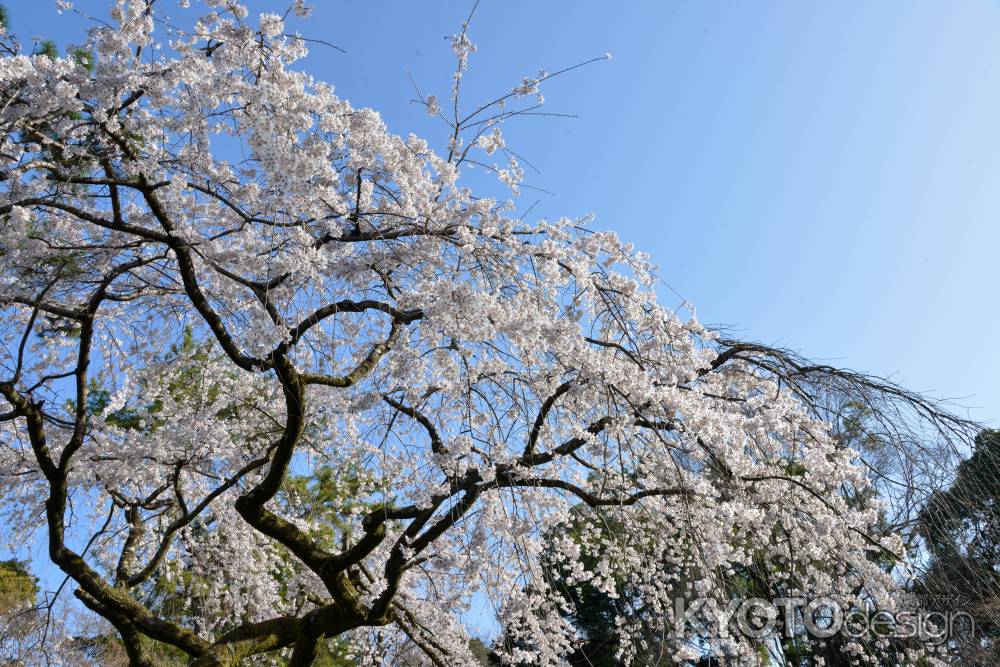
{"left": 10, "top": 0, "right": 998, "bottom": 427}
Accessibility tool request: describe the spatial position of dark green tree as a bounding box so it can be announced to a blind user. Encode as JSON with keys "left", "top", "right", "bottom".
{"left": 0, "top": 559, "right": 43, "bottom": 665}
{"left": 914, "top": 429, "right": 1000, "bottom": 666}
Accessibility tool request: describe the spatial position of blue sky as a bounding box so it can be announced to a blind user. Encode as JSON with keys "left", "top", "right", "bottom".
{"left": 10, "top": 0, "right": 997, "bottom": 423}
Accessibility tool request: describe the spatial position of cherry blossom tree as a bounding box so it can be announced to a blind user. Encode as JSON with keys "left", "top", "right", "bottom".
{"left": 0, "top": 2, "right": 978, "bottom": 665}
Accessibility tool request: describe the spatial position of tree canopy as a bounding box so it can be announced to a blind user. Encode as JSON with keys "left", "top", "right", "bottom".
{"left": 0, "top": 2, "right": 981, "bottom": 665}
